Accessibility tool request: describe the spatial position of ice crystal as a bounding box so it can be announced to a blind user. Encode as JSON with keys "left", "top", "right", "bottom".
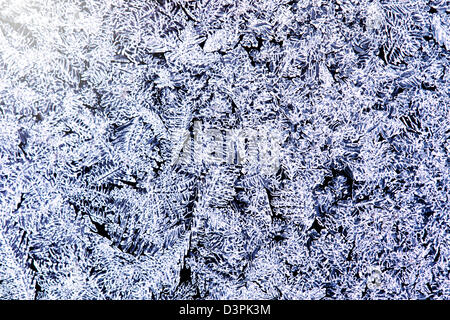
{"left": 0, "top": 0, "right": 449, "bottom": 300}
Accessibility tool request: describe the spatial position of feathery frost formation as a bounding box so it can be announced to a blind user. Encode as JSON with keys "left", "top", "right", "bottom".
{"left": 0, "top": 0, "right": 449, "bottom": 299}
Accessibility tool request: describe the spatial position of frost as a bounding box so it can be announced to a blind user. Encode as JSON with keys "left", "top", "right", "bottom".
{"left": 0, "top": 0, "right": 449, "bottom": 300}
{"left": 432, "top": 14, "right": 450, "bottom": 50}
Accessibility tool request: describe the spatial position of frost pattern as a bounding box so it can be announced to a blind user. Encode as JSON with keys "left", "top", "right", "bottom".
{"left": 0, "top": 0, "right": 449, "bottom": 300}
